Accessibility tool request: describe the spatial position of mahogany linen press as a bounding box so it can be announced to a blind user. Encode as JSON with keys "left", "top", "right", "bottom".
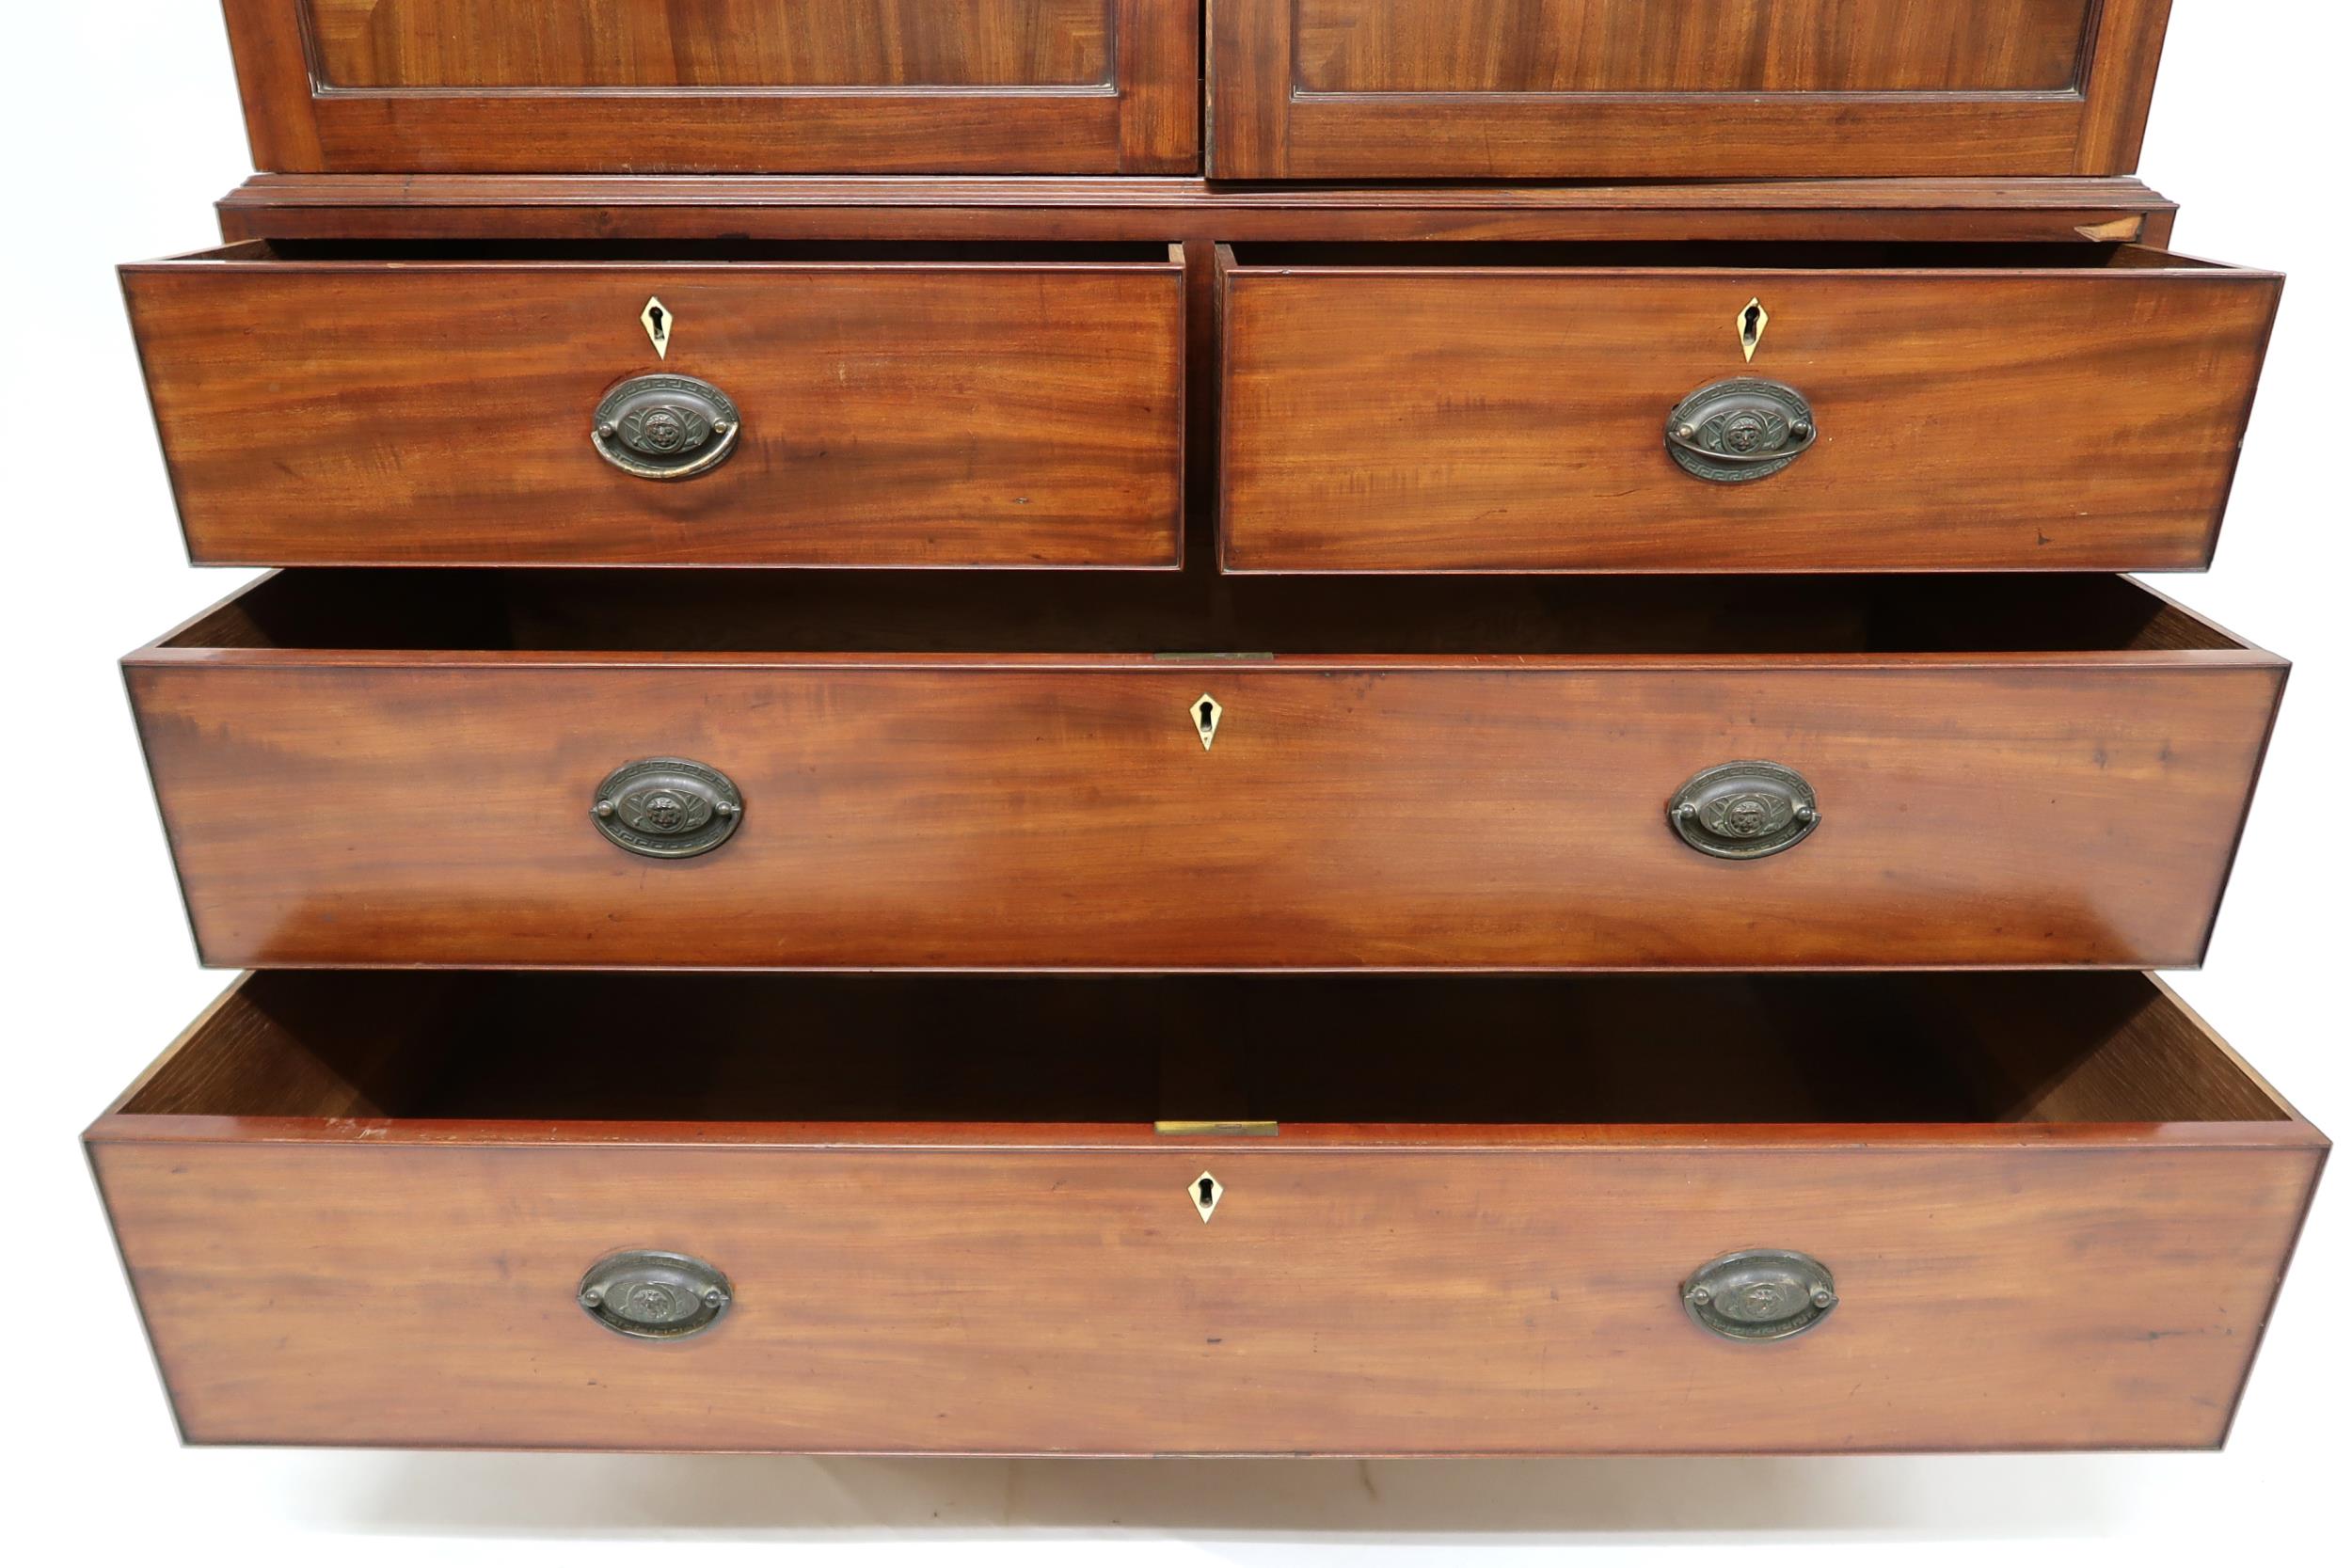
{"left": 88, "top": 1, "right": 2326, "bottom": 1455}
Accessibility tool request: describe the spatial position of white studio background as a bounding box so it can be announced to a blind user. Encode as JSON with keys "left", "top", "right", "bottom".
{"left": 3, "top": 6, "right": 2343, "bottom": 1560}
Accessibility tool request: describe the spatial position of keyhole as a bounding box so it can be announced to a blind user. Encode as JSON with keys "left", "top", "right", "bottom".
{"left": 1190, "top": 1171, "right": 1222, "bottom": 1222}
{"left": 1737, "top": 297, "right": 1768, "bottom": 361}
{"left": 1191, "top": 693, "right": 1222, "bottom": 751}
{"left": 647, "top": 305, "right": 666, "bottom": 336}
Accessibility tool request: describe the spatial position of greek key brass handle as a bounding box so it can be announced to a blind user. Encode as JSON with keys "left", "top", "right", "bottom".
{"left": 592, "top": 372, "right": 741, "bottom": 481}
{"left": 592, "top": 757, "right": 743, "bottom": 859}
{"left": 1668, "top": 760, "right": 1820, "bottom": 860}
{"left": 1665, "top": 377, "right": 1817, "bottom": 483}
{"left": 578, "top": 1250, "right": 732, "bottom": 1340}
{"left": 1682, "top": 1250, "right": 1837, "bottom": 1342}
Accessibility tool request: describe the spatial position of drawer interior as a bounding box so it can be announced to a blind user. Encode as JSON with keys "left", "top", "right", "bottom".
{"left": 121, "top": 972, "right": 2290, "bottom": 1131}
{"left": 167, "top": 570, "right": 2245, "bottom": 656}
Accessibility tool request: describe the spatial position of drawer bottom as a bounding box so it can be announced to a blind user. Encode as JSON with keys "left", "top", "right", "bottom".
{"left": 89, "top": 972, "right": 2325, "bottom": 1454}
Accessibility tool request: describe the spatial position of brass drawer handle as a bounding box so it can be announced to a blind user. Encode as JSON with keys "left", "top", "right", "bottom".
{"left": 578, "top": 1250, "right": 732, "bottom": 1340}
{"left": 1682, "top": 1249, "right": 1837, "bottom": 1342}
{"left": 1665, "top": 377, "right": 1817, "bottom": 483}
{"left": 1668, "top": 760, "right": 1820, "bottom": 860}
{"left": 592, "top": 757, "right": 743, "bottom": 859}
{"left": 592, "top": 372, "right": 741, "bottom": 481}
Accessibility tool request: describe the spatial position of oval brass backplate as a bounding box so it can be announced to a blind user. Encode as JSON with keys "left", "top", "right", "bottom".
{"left": 1682, "top": 1249, "right": 1837, "bottom": 1342}
{"left": 1665, "top": 377, "right": 1816, "bottom": 483}
{"left": 578, "top": 1249, "right": 733, "bottom": 1340}
{"left": 1667, "top": 760, "right": 1820, "bottom": 860}
{"left": 592, "top": 757, "right": 743, "bottom": 859}
{"left": 592, "top": 372, "right": 740, "bottom": 481}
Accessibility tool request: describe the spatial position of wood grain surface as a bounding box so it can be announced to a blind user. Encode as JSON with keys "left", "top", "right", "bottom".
{"left": 1293, "top": 0, "right": 2095, "bottom": 92}
{"left": 1211, "top": 0, "right": 2173, "bottom": 179}
{"left": 87, "top": 970, "right": 2327, "bottom": 1453}
{"left": 306, "top": 0, "right": 1113, "bottom": 87}
{"left": 122, "top": 573, "right": 2283, "bottom": 972}
{"left": 213, "top": 175, "right": 2181, "bottom": 249}
{"left": 222, "top": 0, "right": 1197, "bottom": 173}
{"left": 1220, "top": 245, "right": 2279, "bottom": 572}
{"left": 123, "top": 245, "right": 1185, "bottom": 568}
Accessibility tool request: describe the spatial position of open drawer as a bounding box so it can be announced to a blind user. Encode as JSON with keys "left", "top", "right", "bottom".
{"left": 121, "top": 241, "right": 1187, "bottom": 568}
{"left": 1219, "top": 243, "right": 2280, "bottom": 573}
{"left": 126, "top": 570, "right": 2283, "bottom": 972}
{"left": 88, "top": 970, "right": 2326, "bottom": 1453}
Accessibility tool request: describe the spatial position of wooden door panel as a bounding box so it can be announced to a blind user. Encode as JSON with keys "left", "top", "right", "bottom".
{"left": 1212, "top": 0, "right": 2172, "bottom": 178}
{"left": 225, "top": 0, "right": 1198, "bottom": 172}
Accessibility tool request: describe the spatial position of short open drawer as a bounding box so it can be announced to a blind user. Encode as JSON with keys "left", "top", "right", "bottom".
{"left": 1219, "top": 242, "right": 2280, "bottom": 573}
{"left": 122, "top": 241, "right": 1187, "bottom": 568}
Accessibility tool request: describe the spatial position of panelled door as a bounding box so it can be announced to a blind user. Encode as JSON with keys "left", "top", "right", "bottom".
{"left": 224, "top": 0, "right": 1197, "bottom": 172}
{"left": 1209, "top": 0, "right": 2172, "bottom": 179}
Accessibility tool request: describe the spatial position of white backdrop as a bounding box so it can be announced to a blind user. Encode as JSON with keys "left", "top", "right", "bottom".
{"left": 5, "top": 6, "right": 2344, "bottom": 1560}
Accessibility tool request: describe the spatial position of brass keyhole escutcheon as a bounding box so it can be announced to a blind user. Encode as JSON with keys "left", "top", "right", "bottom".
{"left": 1192, "top": 693, "right": 1223, "bottom": 751}
{"left": 1738, "top": 297, "right": 1768, "bottom": 361}
{"left": 1191, "top": 1172, "right": 1223, "bottom": 1223}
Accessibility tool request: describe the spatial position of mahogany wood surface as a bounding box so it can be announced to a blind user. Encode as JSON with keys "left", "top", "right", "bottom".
{"left": 222, "top": 0, "right": 1197, "bottom": 173}
{"left": 214, "top": 176, "right": 2181, "bottom": 247}
{"left": 1293, "top": 1, "right": 2096, "bottom": 92}
{"left": 122, "top": 244, "right": 1185, "bottom": 568}
{"left": 122, "top": 572, "right": 2283, "bottom": 972}
{"left": 87, "top": 970, "right": 2327, "bottom": 1453}
{"left": 305, "top": 0, "right": 1114, "bottom": 87}
{"left": 1211, "top": 0, "right": 2173, "bottom": 179}
{"left": 1220, "top": 244, "right": 2280, "bottom": 573}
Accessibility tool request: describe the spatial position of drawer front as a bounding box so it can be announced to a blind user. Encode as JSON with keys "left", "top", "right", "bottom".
{"left": 1222, "top": 258, "right": 2280, "bottom": 573}
{"left": 225, "top": 0, "right": 1196, "bottom": 172}
{"left": 124, "top": 253, "right": 1185, "bottom": 568}
{"left": 127, "top": 659, "right": 2280, "bottom": 970}
{"left": 91, "top": 1133, "right": 2318, "bottom": 1452}
{"left": 1211, "top": 0, "right": 2171, "bottom": 179}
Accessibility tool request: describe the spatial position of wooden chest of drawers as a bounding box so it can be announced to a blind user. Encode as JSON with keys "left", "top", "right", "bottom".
{"left": 89, "top": 1, "right": 2323, "bottom": 1459}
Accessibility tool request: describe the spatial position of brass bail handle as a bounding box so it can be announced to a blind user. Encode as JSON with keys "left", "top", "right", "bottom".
{"left": 1664, "top": 376, "right": 1818, "bottom": 483}
{"left": 1667, "top": 761, "right": 1820, "bottom": 861}
{"left": 577, "top": 1250, "right": 734, "bottom": 1340}
{"left": 592, "top": 372, "right": 742, "bottom": 481}
{"left": 1682, "top": 1249, "right": 1838, "bottom": 1342}
{"left": 591, "top": 757, "right": 744, "bottom": 860}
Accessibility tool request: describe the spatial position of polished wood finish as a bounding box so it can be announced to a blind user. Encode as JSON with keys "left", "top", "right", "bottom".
{"left": 88, "top": 970, "right": 2327, "bottom": 1453}
{"left": 306, "top": 1, "right": 1113, "bottom": 87}
{"left": 1211, "top": 0, "right": 2172, "bottom": 179}
{"left": 223, "top": 0, "right": 1197, "bottom": 173}
{"left": 210, "top": 176, "right": 2182, "bottom": 247}
{"left": 1295, "top": 1, "right": 2096, "bottom": 92}
{"left": 122, "top": 242, "right": 1185, "bottom": 568}
{"left": 122, "top": 572, "right": 2282, "bottom": 972}
{"left": 1220, "top": 244, "right": 2279, "bottom": 573}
